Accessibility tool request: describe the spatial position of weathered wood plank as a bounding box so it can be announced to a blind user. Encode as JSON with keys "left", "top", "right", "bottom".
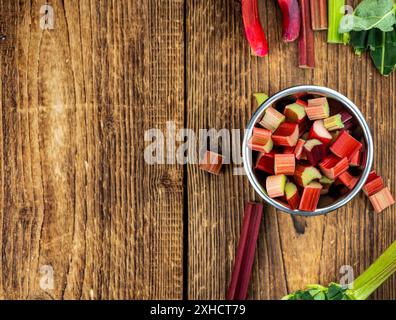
{"left": 187, "top": 0, "right": 395, "bottom": 300}
{"left": 0, "top": 0, "right": 184, "bottom": 299}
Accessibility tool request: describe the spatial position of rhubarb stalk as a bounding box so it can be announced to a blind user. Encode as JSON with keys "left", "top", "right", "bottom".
{"left": 328, "top": 0, "right": 345, "bottom": 43}
{"left": 276, "top": 0, "right": 301, "bottom": 42}
{"left": 242, "top": 0, "right": 269, "bottom": 56}
{"left": 298, "top": 0, "right": 315, "bottom": 68}
{"left": 310, "top": 0, "right": 327, "bottom": 30}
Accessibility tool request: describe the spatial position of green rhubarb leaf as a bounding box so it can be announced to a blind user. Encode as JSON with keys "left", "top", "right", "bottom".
{"left": 339, "top": 0, "right": 396, "bottom": 33}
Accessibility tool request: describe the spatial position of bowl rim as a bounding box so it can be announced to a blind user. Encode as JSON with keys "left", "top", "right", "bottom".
{"left": 242, "top": 85, "right": 374, "bottom": 216}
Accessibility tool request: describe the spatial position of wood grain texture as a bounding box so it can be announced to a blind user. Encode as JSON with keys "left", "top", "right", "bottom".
{"left": 0, "top": 0, "right": 184, "bottom": 299}
{"left": 187, "top": 0, "right": 395, "bottom": 300}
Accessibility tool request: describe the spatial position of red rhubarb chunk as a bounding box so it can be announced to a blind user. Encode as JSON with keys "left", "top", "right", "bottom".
{"left": 303, "top": 139, "right": 327, "bottom": 166}
{"left": 337, "top": 171, "right": 358, "bottom": 190}
{"left": 274, "top": 154, "right": 296, "bottom": 175}
{"left": 299, "top": 182, "right": 322, "bottom": 211}
{"left": 272, "top": 122, "right": 299, "bottom": 147}
{"left": 330, "top": 130, "right": 362, "bottom": 159}
{"left": 199, "top": 151, "right": 224, "bottom": 175}
{"left": 285, "top": 182, "right": 300, "bottom": 210}
{"left": 309, "top": 120, "right": 332, "bottom": 144}
{"left": 319, "top": 154, "right": 349, "bottom": 180}
{"left": 369, "top": 188, "right": 395, "bottom": 214}
{"left": 255, "top": 152, "right": 275, "bottom": 174}
{"left": 363, "top": 175, "right": 384, "bottom": 196}
{"left": 248, "top": 127, "right": 273, "bottom": 153}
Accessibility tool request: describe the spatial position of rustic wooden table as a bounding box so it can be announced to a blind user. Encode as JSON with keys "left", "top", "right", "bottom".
{"left": 0, "top": 0, "right": 394, "bottom": 300}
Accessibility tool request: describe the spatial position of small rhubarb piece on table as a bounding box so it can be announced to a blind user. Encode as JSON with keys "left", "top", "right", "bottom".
{"left": 294, "top": 138, "right": 306, "bottom": 160}
{"left": 266, "top": 174, "right": 287, "bottom": 198}
{"left": 241, "top": 0, "right": 269, "bottom": 56}
{"left": 255, "top": 151, "right": 275, "bottom": 174}
{"left": 369, "top": 188, "right": 395, "bottom": 214}
{"left": 309, "top": 120, "right": 332, "bottom": 144}
{"left": 299, "top": 182, "right": 323, "bottom": 211}
{"left": 272, "top": 122, "right": 299, "bottom": 147}
{"left": 363, "top": 171, "right": 384, "bottom": 197}
{"left": 330, "top": 130, "right": 362, "bottom": 159}
{"left": 227, "top": 202, "right": 263, "bottom": 300}
{"left": 275, "top": 154, "right": 296, "bottom": 175}
{"left": 310, "top": 0, "right": 327, "bottom": 30}
{"left": 254, "top": 93, "right": 269, "bottom": 106}
{"left": 248, "top": 127, "right": 273, "bottom": 153}
{"left": 199, "top": 151, "right": 224, "bottom": 175}
{"left": 285, "top": 182, "right": 301, "bottom": 210}
{"left": 324, "top": 114, "right": 344, "bottom": 131}
{"left": 306, "top": 97, "right": 330, "bottom": 120}
{"left": 284, "top": 100, "right": 307, "bottom": 123}
{"left": 294, "top": 164, "right": 322, "bottom": 187}
{"left": 337, "top": 171, "right": 358, "bottom": 190}
{"left": 298, "top": 0, "right": 315, "bottom": 68}
{"left": 304, "top": 139, "right": 327, "bottom": 166}
{"left": 319, "top": 154, "right": 349, "bottom": 180}
{"left": 259, "top": 106, "right": 286, "bottom": 132}
{"left": 276, "top": 0, "right": 301, "bottom": 42}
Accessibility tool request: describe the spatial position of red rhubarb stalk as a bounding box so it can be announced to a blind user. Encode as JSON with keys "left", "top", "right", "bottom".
{"left": 310, "top": 0, "right": 328, "bottom": 30}
{"left": 227, "top": 203, "right": 263, "bottom": 300}
{"left": 276, "top": 0, "right": 301, "bottom": 42}
{"left": 298, "top": 0, "right": 315, "bottom": 68}
{"left": 242, "top": 0, "right": 269, "bottom": 57}
{"left": 299, "top": 182, "right": 322, "bottom": 211}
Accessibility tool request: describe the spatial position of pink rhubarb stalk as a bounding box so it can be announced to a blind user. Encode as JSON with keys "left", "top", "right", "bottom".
{"left": 276, "top": 0, "right": 301, "bottom": 42}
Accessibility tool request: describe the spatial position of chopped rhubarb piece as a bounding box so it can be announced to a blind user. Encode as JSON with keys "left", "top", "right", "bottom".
{"left": 304, "top": 139, "right": 327, "bottom": 166}
{"left": 285, "top": 182, "right": 301, "bottom": 209}
{"left": 283, "top": 146, "right": 295, "bottom": 154}
{"left": 248, "top": 127, "right": 273, "bottom": 153}
{"left": 284, "top": 100, "right": 307, "bottom": 123}
{"left": 306, "top": 97, "right": 330, "bottom": 120}
{"left": 366, "top": 171, "right": 379, "bottom": 183}
{"left": 310, "top": 0, "right": 327, "bottom": 30}
{"left": 275, "top": 154, "right": 296, "bottom": 175}
{"left": 349, "top": 149, "right": 361, "bottom": 166}
{"left": 253, "top": 93, "right": 269, "bottom": 106}
{"left": 324, "top": 114, "right": 344, "bottom": 131}
{"left": 260, "top": 106, "right": 286, "bottom": 132}
{"left": 339, "top": 110, "right": 353, "bottom": 123}
{"left": 299, "top": 182, "right": 322, "bottom": 211}
{"left": 369, "top": 188, "right": 395, "bottom": 214}
{"left": 337, "top": 171, "right": 359, "bottom": 190}
{"left": 294, "top": 164, "right": 322, "bottom": 187}
{"left": 330, "top": 130, "right": 362, "bottom": 159}
{"left": 308, "top": 120, "right": 332, "bottom": 144}
{"left": 199, "top": 151, "right": 224, "bottom": 175}
{"left": 277, "top": 0, "right": 301, "bottom": 42}
{"left": 294, "top": 138, "right": 306, "bottom": 160}
{"left": 320, "top": 176, "right": 334, "bottom": 194}
{"left": 272, "top": 122, "right": 299, "bottom": 147}
{"left": 255, "top": 152, "right": 275, "bottom": 174}
{"left": 266, "top": 174, "right": 287, "bottom": 198}
{"left": 363, "top": 175, "right": 384, "bottom": 197}
{"left": 319, "top": 154, "right": 349, "bottom": 180}
{"left": 298, "top": 0, "right": 315, "bottom": 68}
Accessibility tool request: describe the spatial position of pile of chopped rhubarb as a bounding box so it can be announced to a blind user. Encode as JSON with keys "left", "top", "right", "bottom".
{"left": 249, "top": 95, "right": 395, "bottom": 213}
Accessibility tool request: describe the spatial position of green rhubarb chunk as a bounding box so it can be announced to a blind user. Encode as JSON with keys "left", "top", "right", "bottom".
{"left": 254, "top": 93, "right": 269, "bottom": 106}
{"left": 285, "top": 182, "right": 297, "bottom": 199}
{"left": 320, "top": 176, "right": 334, "bottom": 186}
{"left": 263, "top": 138, "right": 274, "bottom": 153}
{"left": 301, "top": 167, "right": 322, "bottom": 186}
{"left": 324, "top": 114, "right": 345, "bottom": 131}
{"left": 284, "top": 102, "right": 307, "bottom": 122}
{"left": 304, "top": 139, "right": 322, "bottom": 150}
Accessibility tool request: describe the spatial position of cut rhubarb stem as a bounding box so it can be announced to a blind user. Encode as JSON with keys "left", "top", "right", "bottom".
{"left": 260, "top": 106, "right": 286, "bottom": 132}
{"left": 299, "top": 182, "right": 322, "bottom": 211}
{"left": 275, "top": 154, "right": 296, "bottom": 175}
{"left": 363, "top": 171, "right": 384, "bottom": 197}
{"left": 242, "top": 0, "right": 269, "bottom": 56}
{"left": 254, "top": 93, "right": 269, "bottom": 106}
{"left": 285, "top": 182, "right": 301, "bottom": 209}
{"left": 347, "top": 240, "right": 396, "bottom": 300}
{"left": 276, "top": 0, "right": 301, "bottom": 42}
{"left": 369, "top": 188, "right": 395, "bottom": 214}
{"left": 349, "top": 149, "right": 361, "bottom": 167}
{"left": 310, "top": 0, "right": 327, "bottom": 30}
{"left": 319, "top": 154, "right": 349, "bottom": 180}
{"left": 284, "top": 100, "right": 307, "bottom": 123}
{"left": 294, "top": 164, "right": 322, "bottom": 187}
{"left": 304, "top": 139, "right": 327, "bottom": 166}
{"left": 227, "top": 202, "right": 263, "bottom": 300}
{"left": 298, "top": 0, "right": 315, "bottom": 68}
{"left": 294, "top": 138, "right": 306, "bottom": 160}
{"left": 330, "top": 130, "right": 362, "bottom": 159}
{"left": 199, "top": 151, "right": 224, "bottom": 175}
{"left": 328, "top": 0, "right": 345, "bottom": 44}
{"left": 337, "top": 171, "right": 358, "bottom": 190}
{"left": 272, "top": 122, "right": 299, "bottom": 147}
{"left": 248, "top": 127, "right": 273, "bottom": 153}
{"left": 306, "top": 98, "right": 330, "bottom": 120}
{"left": 266, "top": 174, "right": 287, "bottom": 198}
{"left": 255, "top": 151, "right": 275, "bottom": 174}
{"left": 309, "top": 120, "right": 332, "bottom": 144}
{"left": 324, "top": 114, "right": 344, "bottom": 131}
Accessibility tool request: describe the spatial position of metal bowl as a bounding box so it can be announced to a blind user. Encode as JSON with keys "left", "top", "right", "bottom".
{"left": 242, "top": 85, "right": 374, "bottom": 216}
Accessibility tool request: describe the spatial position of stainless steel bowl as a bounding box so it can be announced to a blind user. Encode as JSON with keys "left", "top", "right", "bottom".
{"left": 242, "top": 85, "right": 374, "bottom": 216}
